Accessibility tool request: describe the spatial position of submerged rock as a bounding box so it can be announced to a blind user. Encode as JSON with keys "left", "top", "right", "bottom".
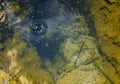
{"left": 56, "top": 63, "right": 111, "bottom": 84}
{"left": 58, "top": 35, "right": 99, "bottom": 74}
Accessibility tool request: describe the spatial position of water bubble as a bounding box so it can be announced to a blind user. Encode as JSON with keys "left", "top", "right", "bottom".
{"left": 30, "top": 19, "right": 47, "bottom": 35}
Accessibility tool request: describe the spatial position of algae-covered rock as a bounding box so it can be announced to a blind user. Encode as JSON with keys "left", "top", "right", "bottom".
{"left": 58, "top": 35, "right": 99, "bottom": 74}
{"left": 56, "top": 15, "right": 89, "bottom": 38}
{"left": 5, "top": 32, "right": 54, "bottom": 84}
{"left": 0, "top": 70, "right": 9, "bottom": 84}
{"left": 62, "top": 0, "right": 120, "bottom": 83}
{"left": 56, "top": 63, "right": 111, "bottom": 84}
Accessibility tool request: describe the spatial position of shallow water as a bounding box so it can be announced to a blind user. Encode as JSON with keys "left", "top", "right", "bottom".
{"left": 0, "top": 0, "right": 119, "bottom": 84}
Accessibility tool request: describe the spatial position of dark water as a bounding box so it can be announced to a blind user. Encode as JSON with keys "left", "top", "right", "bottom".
{"left": 16, "top": 0, "right": 77, "bottom": 60}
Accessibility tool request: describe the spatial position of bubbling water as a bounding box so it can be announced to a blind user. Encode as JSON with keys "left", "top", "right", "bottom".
{"left": 30, "top": 19, "right": 47, "bottom": 35}
{"left": 28, "top": 19, "right": 47, "bottom": 44}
